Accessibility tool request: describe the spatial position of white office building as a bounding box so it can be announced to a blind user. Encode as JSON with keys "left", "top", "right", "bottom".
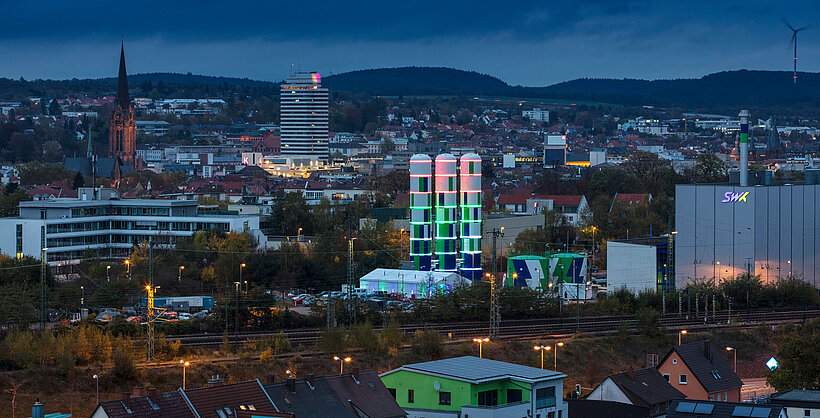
{"left": 523, "top": 108, "right": 550, "bottom": 122}
{"left": 280, "top": 72, "right": 329, "bottom": 165}
{"left": 0, "top": 188, "right": 263, "bottom": 280}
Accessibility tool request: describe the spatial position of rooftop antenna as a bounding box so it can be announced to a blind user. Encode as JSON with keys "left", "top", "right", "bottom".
{"left": 782, "top": 19, "right": 812, "bottom": 84}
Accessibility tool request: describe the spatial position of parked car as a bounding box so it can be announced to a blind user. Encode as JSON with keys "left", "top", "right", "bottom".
{"left": 178, "top": 313, "right": 192, "bottom": 320}
{"left": 302, "top": 296, "right": 316, "bottom": 305}
{"left": 292, "top": 294, "right": 312, "bottom": 304}
{"left": 388, "top": 293, "right": 409, "bottom": 302}
{"left": 368, "top": 290, "right": 389, "bottom": 299}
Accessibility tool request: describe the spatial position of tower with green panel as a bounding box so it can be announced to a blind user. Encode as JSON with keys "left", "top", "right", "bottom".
{"left": 435, "top": 154, "right": 458, "bottom": 272}
{"left": 409, "top": 154, "right": 433, "bottom": 271}
{"left": 459, "top": 153, "right": 482, "bottom": 280}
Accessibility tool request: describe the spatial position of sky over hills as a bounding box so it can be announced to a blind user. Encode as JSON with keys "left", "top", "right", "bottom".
{"left": 1, "top": 0, "right": 818, "bottom": 86}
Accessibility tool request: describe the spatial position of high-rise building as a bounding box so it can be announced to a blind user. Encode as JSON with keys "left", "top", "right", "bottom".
{"left": 435, "top": 154, "right": 458, "bottom": 273}
{"left": 109, "top": 43, "right": 136, "bottom": 167}
{"left": 410, "top": 155, "right": 433, "bottom": 271}
{"left": 280, "top": 72, "right": 328, "bottom": 165}
{"left": 459, "top": 154, "right": 482, "bottom": 280}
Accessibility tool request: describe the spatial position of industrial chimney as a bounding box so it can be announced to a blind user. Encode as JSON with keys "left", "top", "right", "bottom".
{"left": 739, "top": 110, "right": 750, "bottom": 186}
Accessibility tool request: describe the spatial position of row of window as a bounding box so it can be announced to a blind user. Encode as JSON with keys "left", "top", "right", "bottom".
{"left": 70, "top": 206, "right": 172, "bottom": 218}
{"left": 388, "top": 386, "right": 555, "bottom": 409}
{"left": 47, "top": 221, "right": 229, "bottom": 234}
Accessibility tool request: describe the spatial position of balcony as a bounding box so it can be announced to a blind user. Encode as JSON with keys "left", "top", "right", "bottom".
{"left": 461, "top": 401, "right": 530, "bottom": 418}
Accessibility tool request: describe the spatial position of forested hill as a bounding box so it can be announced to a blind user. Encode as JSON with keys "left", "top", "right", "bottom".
{"left": 2, "top": 68, "right": 820, "bottom": 108}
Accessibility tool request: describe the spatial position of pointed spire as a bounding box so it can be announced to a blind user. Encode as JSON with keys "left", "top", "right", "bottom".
{"left": 767, "top": 118, "right": 781, "bottom": 150}
{"left": 117, "top": 42, "right": 130, "bottom": 109}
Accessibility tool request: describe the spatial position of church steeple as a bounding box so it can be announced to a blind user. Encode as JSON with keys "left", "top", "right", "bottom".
{"left": 116, "top": 43, "right": 129, "bottom": 109}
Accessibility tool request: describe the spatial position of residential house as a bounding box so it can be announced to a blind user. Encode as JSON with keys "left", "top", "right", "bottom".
{"left": 265, "top": 369, "right": 406, "bottom": 418}
{"left": 587, "top": 367, "right": 685, "bottom": 417}
{"left": 666, "top": 399, "right": 785, "bottom": 418}
{"left": 610, "top": 193, "right": 652, "bottom": 212}
{"left": 769, "top": 390, "right": 820, "bottom": 418}
{"left": 91, "top": 380, "right": 292, "bottom": 418}
{"left": 495, "top": 194, "right": 587, "bottom": 225}
{"left": 380, "top": 355, "right": 567, "bottom": 418}
{"left": 658, "top": 341, "right": 743, "bottom": 402}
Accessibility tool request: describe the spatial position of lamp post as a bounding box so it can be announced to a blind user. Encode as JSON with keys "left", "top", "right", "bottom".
{"left": 554, "top": 342, "right": 564, "bottom": 370}
{"left": 125, "top": 259, "right": 131, "bottom": 280}
{"left": 472, "top": 337, "right": 490, "bottom": 358}
{"left": 80, "top": 285, "right": 85, "bottom": 308}
{"left": 93, "top": 374, "right": 99, "bottom": 405}
{"left": 178, "top": 265, "right": 185, "bottom": 282}
{"left": 726, "top": 347, "right": 737, "bottom": 373}
{"left": 297, "top": 227, "right": 302, "bottom": 243}
{"left": 400, "top": 228, "right": 405, "bottom": 260}
{"left": 333, "top": 356, "right": 352, "bottom": 374}
{"left": 533, "top": 345, "right": 551, "bottom": 369}
{"left": 400, "top": 274, "right": 405, "bottom": 295}
{"left": 679, "top": 329, "right": 687, "bottom": 346}
{"left": 240, "top": 263, "right": 246, "bottom": 291}
{"left": 106, "top": 265, "right": 111, "bottom": 283}
{"left": 234, "top": 281, "right": 240, "bottom": 332}
{"left": 180, "top": 360, "right": 190, "bottom": 390}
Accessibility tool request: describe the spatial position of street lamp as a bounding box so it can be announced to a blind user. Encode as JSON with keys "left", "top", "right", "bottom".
{"left": 400, "top": 274, "right": 405, "bottom": 295}
{"left": 80, "top": 285, "right": 85, "bottom": 308}
{"left": 234, "top": 282, "right": 240, "bottom": 332}
{"left": 679, "top": 329, "right": 687, "bottom": 346}
{"left": 106, "top": 265, "right": 111, "bottom": 282}
{"left": 472, "top": 337, "right": 490, "bottom": 358}
{"left": 400, "top": 228, "right": 405, "bottom": 260}
{"left": 240, "top": 263, "right": 246, "bottom": 291}
{"left": 554, "top": 342, "right": 564, "bottom": 370}
{"left": 125, "top": 259, "right": 131, "bottom": 280}
{"left": 178, "top": 266, "right": 185, "bottom": 282}
{"left": 533, "top": 345, "right": 552, "bottom": 369}
{"left": 297, "top": 227, "right": 303, "bottom": 242}
{"left": 180, "top": 360, "right": 190, "bottom": 390}
{"left": 333, "top": 356, "right": 352, "bottom": 374}
{"left": 93, "top": 374, "right": 99, "bottom": 405}
{"left": 726, "top": 347, "right": 737, "bottom": 373}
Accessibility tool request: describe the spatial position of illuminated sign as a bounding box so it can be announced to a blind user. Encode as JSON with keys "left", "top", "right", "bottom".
{"left": 721, "top": 191, "right": 749, "bottom": 203}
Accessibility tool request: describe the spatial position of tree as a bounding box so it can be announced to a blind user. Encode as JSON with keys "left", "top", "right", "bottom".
{"left": 379, "top": 138, "right": 395, "bottom": 154}
{"left": 16, "top": 161, "right": 76, "bottom": 185}
{"left": 767, "top": 319, "right": 820, "bottom": 390}
{"left": 72, "top": 172, "right": 85, "bottom": 189}
{"left": 693, "top": 153, "right": 727, "bottom": 183}
{"left": 48, "top": 99, "right": 61, "bottom": 115}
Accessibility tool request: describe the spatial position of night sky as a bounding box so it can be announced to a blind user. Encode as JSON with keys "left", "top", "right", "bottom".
{"left": 1, "top": 0, "right": 817, "bottom": 86}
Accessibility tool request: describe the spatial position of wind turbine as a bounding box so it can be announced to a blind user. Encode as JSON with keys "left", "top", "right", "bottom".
{"left": 782, "top": 19, "right": 812, "bottom": 84}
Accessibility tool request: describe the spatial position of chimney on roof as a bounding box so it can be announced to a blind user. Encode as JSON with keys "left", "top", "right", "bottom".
{"left": 307, "top": 374, "right": 315, "bottom": 387}
{"left": 627, "top": 366, "right": 634, "bottom": 380}
{"left": 122, "top": 392, "right": 131, "bottom": 409}
{"left": 267, "top": 373, "right": 275, "bottom": 385}
{"left": 352, "top": 368, "right": 360, "bottom": 382}
{"left": 147, "top": 388, "right": 158, "bottom": 403}
{"left": 704, "top": 341, "right": 711, "bottom": 361}
{"left": 286, "top": 376, "right": 296, "bottom": 393}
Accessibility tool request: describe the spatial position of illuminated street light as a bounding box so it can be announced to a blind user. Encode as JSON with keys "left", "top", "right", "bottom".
{"left": 106, "top": 265, "right": 111, "bottom": 282}
{"left": 93, "top": 374, "right": 99, "bottom": 405}
{"left": 533, "top": 345, "right": 552, "bottom": 369}
{"left": 180, "top": 360, "right": 190, "bottom": 389}
{"left": 679, "top": 330, "right": 687, "bottom": 346}
{"left": 554, "top": 342, "right": 564, "bottom": 370}
{"left": 472, "top": 337, "right": 490, "bottom": 358}
{"left": 333, "top": 356, "right": 352, "bottom": 374}
{"left": 726, "top": 347, "right": 737, "bottom": 373}
{"left": 178, "top": 265, "right": 185, "bottom": 282}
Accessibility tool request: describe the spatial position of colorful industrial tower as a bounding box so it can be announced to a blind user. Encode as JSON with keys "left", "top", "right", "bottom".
{"left": 739, "top": 110, "right": 750, "bottom": 187}
{"left": 434, "top": 154, "right": 458, "bottom": 272}
{"left": 459, "top": 153, "right": 482, "bottom": 280}
{"left": 409, "top": 155, "right": 433, "bottom": 270}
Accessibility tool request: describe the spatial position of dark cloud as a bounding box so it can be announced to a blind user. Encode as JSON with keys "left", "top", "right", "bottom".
{"left": 0, "top": 0, "right": 817, "bottom": 85}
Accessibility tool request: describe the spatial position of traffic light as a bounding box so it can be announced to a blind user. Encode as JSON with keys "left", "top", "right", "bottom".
{"left": 575, "top": 384, "right": 581, "bottom": 397}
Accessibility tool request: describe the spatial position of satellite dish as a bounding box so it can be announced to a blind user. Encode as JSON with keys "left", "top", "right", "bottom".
{"left": 434, "top": 381, "right": 441, "bottom": 391}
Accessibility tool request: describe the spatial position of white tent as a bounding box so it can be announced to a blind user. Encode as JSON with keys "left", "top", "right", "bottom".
{"left": 359, "top": 268, "right": 471, "bottom": 298}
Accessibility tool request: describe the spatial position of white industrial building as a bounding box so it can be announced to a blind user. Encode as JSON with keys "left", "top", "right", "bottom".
{"left": 359, "top": 268, "right": 471, "bottom": 298}
{"left": 523, "top": 108, "right": 550, "bottom": 122}
{"left": 607, "top": 238, "right": 672, "bottom": 294}
{"left": 0, "top": 187, "right": 263, "bottom": 280}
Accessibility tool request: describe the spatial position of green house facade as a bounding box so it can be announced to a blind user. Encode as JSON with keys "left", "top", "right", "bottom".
{"left": 380, "top": 356, "right": 567, "bottom": 418}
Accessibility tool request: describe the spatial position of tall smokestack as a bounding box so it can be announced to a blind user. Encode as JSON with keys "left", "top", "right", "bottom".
{"left": 739, "top": 110, "right": 750, "bottom": 186}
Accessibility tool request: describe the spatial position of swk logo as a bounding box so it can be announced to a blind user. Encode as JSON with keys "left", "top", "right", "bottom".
{"left": 721, "top": 191, "right": 749, "bottom": 203}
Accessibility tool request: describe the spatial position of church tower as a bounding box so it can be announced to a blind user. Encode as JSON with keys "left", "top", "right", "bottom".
{"left": 109, "top": 43, "right": 136, "bottom": 166}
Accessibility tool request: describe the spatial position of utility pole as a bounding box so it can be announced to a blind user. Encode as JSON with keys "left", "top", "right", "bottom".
{"left": 40, "top": 226, "right": 46, "bottom": 331}
{"left": 488, "top": 228, "right": 504, "bottom": 339}
{"left": 347, "top": 221, "right": 356, "bottom": 325}
{"left": 146, "top": 285, "right": 155, "bottom": 361}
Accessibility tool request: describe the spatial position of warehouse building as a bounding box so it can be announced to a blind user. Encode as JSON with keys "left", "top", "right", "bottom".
{"left": 675, "top": 182, "right": 820, "bottom": 288}
{"left": 607, "top": 238, "right": 673, "bottom": 294}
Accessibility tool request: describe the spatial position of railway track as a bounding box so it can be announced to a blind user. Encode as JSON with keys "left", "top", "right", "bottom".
{"left": 166, "top": 307, "right": 820, "bottom": 347}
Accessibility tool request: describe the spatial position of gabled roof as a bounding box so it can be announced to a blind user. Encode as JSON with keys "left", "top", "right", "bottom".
{"left": 323, "top": 370, "right": 407, "bottom": 418}
{"left": 184, "top": 379, "right": 281, "bottom": 418}
{"left": 667, "top": 399, "right": 784, "bottom": 418}
{"left": 605, "top": 367, "right": 685, "bottom": 407}
{"left": 382, "top": 355, "right": 565, "bottom": 384}
{"left": 94, "top": 389, "right": 197, "bottom": 418}
{"left": 264, "top": 378, "right": 355, "bottom": 418}
{"left": 660, "top": 340, "right": 743, "bottom": 394}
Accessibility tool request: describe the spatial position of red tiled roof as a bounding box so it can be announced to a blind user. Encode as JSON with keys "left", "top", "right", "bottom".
{"left": 184, "top": 380, "right": 282, "bottom": 418}
{"left": 615, "top": 193, "right": 650, "bottom": 205}
{"left": 96, "top": 390, "right": 197, "bottom": 418}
